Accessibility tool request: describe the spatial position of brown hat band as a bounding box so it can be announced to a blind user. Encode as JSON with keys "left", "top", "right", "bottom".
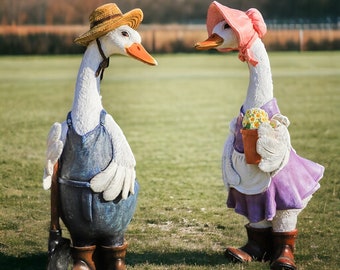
{"left": 91, "top": 14, "right": 123, "bottom": 28}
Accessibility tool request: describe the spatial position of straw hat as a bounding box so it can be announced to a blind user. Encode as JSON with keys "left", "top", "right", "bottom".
{"left": 75, "top": 3, "right": 143, "bottom": 46}
{"left": 206, "top": 1, "right": 266, "bottom": 65}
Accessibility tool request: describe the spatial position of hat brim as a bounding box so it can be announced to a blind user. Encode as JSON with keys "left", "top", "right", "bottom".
{"left": 75, "top": 8, "right": 143, "bottom": 46}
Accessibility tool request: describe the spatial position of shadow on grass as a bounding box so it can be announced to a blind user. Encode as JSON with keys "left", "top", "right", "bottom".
{"left": 0, "top": 252, "right": 47, "bottom": 270}
{"left": 127, "top": 250, "right": 229, "bottom": 267}
{"left": 0, "top": 250, "right": 230, "bottom": 269}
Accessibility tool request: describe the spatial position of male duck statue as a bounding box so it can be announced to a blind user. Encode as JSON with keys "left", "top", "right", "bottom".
{"left": 195, "top": 2, "right": 324, "bottom": 270}
{"left": 42, "top": 3, "right": 157, "bottom": 270}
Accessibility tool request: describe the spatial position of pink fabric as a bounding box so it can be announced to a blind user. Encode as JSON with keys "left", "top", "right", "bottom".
{"left": 206, "top": 1, "right": 267, "bottom": 66}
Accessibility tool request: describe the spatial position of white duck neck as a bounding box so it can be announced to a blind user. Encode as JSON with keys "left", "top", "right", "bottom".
{"left": 71, "top": 42, "right": 105, "bottom": 135}
{"left": 243, "top": 38, "right": 273, "bottom": 112}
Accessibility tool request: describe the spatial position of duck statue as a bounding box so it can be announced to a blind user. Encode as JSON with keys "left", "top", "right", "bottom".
{"left": 195, "top": 2, "right": 324, "bottom": 270}
{"left": 42, "top": 3, "right": 157, "bottom": 270}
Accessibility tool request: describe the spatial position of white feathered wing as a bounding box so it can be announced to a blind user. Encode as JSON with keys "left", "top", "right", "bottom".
{"left": 222, "top": 117, "right": 241, "bottom": 188}
{"left": 90, "top": 114, "right": 136, "bottom": 201}
{"left": 256, "top": 114, "right": 291, "bottom": 175}
{"left": 43, "top": 115, "right": 135, "bottom": 202}
{"left": 42, "top": 122, "right": 65, "bottom": 190}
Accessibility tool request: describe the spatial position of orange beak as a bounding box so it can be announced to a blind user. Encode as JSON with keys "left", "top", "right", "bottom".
{"left": 126, "top": 43, "right": 158, "bottom": 66}
{"left": 194, "top": 33, "right": 224, "bottom": 50}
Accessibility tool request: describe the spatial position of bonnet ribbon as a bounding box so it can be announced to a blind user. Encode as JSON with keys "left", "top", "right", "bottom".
{"left": 238, "top": 32, "right": 259, "bottom": 66}
{"left": 238, "top": 47, "right": 258, "bottom": 66}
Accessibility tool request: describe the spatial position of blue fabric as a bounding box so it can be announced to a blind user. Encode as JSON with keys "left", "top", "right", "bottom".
{"left": 60, "top": 110, "right": 113, "bottom": 181}
{"left": 58, "top": 110, "right": 139, "bottom": 246}
{"left": 59, "top": 181, "right": 139, "bottom": 246}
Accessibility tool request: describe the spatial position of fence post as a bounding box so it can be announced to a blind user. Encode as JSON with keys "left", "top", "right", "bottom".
{"left": 299, "top": 28, "right": 304, "bottom": 52}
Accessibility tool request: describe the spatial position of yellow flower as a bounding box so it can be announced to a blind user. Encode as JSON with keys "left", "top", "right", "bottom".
{"left": 242, "top": 108, "right": 269, "bottom": 129}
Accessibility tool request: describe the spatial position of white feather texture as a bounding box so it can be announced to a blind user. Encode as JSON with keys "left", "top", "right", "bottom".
{"left": 42, "top": 26, "right": 147, "bottom": 200}
{"left": 215, "top": 25, "right": 290, "bottom": 190}
{"left": 257, "top": 115, "right": 291, "bottom": 175}
{"left": 43, "top": 122, "right": 64, "bottom": 190}
{"left": 222, "top": 117, "right": 241, "bottom": 189}
{"left": 90, "top": 114, "right": 136, "bottom": 200}
{"left": 243, "top": 38, "right": 273, "bottom": 111}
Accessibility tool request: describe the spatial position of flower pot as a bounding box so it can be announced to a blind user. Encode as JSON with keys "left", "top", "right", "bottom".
{"left": 241, "top": 128, "right": 261, "bottom": 164}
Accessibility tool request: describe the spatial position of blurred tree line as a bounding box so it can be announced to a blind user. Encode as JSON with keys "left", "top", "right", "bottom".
{"left": 1, "top": 0, "right": 340, "bottom": 54}
{"left": 1, "top": 0, "right": 339, "bottom": 25}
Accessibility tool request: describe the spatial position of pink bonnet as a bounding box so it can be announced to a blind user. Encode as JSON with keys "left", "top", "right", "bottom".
{"left": 206, "top": 1, "right": 267, "bottom": 66}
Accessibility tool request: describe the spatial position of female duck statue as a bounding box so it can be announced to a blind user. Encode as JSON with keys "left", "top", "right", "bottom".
{"left": 195, "top": 2, "right": 324, "bottom": 270}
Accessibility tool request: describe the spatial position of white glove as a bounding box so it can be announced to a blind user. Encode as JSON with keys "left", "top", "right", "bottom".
{"left": 257, "top": 116, "right": 291, "bottom": 174}
{"left": 42, "top": 122, "right": 64, "bottom": 190}
{"left": 222, "top": 118, "right": 241, "bottom": 187}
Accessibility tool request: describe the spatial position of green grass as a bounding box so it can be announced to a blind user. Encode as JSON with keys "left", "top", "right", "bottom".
{"left": 0, "top": 52, "right": 339, "bottom": 269}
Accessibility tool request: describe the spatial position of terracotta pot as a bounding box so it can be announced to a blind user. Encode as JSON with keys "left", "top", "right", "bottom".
{"left": 241, "top": 128, "right": 261, "bottom": 164}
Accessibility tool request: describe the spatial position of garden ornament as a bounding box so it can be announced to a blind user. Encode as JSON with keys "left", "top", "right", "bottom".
{"left": 195, "top": 2, "right": 324, "bottom": 269}
{"left": 43, "top": 3, "right": 157, "bottom": 269}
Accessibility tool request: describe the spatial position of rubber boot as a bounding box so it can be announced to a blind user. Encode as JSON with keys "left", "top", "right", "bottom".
{"left": 100, "top": 242, "right": 128, "bottom": 270}
{"left": 270, "top": 229, "right": 298, "bottom": 270}
{"left": 71, "top": 245, "right": 96, "bottom": 270}
{"left": 225, "top": 223, "right": 272, "bottom": 263}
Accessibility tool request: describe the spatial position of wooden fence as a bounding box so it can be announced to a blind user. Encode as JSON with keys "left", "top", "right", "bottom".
{"left": 1, "top": 24, "right": 340, "bottom": 53}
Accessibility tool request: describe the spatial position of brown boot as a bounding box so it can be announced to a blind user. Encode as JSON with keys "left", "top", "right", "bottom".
{"left": 71, "top": 245, "right": 96, "bottom": 270}
{"left": 270, "top": 229, "right": 298, "bottom": 270}
{"left": 99, "top": 242, "right": 128, "bottom": 270}
{"left": 225, "top": 224, "right": 272, "bottom": 263}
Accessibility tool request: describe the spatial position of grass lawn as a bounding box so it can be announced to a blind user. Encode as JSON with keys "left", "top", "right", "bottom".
{"left": 0, "top": 52, "right": 339, "bottom": 269}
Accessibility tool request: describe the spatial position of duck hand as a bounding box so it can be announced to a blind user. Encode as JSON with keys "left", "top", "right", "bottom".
{"left": 271, "top": 113, "right": 290, "bottom": 128}
{"left": 43, "top": 123, "right": 63, "bottom": 190}
{"left": 257, "top": 122, "right": 291, "bottom": 174}
{"left": 90, "top": 161, "right": 136, "bottom": 201}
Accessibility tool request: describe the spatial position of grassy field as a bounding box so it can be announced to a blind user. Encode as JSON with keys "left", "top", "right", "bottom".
{"left": 0, "top": 52, "right": 339, "bottom": 269}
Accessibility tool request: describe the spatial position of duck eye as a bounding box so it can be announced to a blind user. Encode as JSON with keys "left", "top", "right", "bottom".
{"left": 121, "top": 31, "right": 129, "bottom": 37}
{"left": 224, "top": 23, "right": 230, "bottom": 29}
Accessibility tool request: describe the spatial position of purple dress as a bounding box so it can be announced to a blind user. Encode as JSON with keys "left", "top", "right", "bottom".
{"left": 227, "top": 98, "right": 324, "bottom": 222}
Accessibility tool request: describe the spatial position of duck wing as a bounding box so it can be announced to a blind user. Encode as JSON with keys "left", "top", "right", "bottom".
{"left": 257, "top": 119, "right": 291, "bottom": 174}
{"left": 43, "top": 122, "right": 67, "bottom": 190}
{"left": 90, "top": 114, "right": 136, "bottom": 201}
{"left": 222, "top": 117, "right": 241, "bottom": 188}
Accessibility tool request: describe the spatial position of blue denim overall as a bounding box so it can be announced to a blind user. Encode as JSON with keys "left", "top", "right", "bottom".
{"left": 59, "top": 110, "right": 139, "bottom": 246}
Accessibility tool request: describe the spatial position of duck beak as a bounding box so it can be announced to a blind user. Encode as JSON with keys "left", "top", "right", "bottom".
{"left": 195, "top": 33, "right": 224, "bottom": 50}
{"left": 126, "top": 43, "right": 158, "bottom": 66}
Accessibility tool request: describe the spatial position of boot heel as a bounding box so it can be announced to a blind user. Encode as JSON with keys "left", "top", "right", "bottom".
{"left": 270, "top": 229, "right": 298, "bottom": 270}
{"left": 71, "top": 245, "right": 96, "bottom": 270}
{"left": 225, "top": 224, "right": 272, "bottom": 263}
{"left": 99, "top": 242, "right": 128, "bottom": 270}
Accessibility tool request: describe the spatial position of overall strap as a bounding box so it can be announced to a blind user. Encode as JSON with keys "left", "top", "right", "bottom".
{"left": 66, "top": 111, "right": 72, "bottom": 128}
{"left": 66, "top": 110, "right": 106, "bottom": 128}
{"left": 100, "top": 110, "right": 107, "bottom": 126}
